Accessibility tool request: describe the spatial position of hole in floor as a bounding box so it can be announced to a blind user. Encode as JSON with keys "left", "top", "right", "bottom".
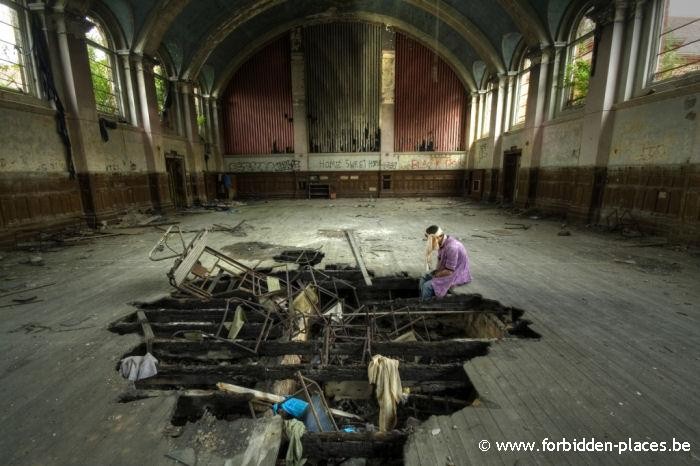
{"left": 112, "top": 269, "right": 540, "bottom": 463}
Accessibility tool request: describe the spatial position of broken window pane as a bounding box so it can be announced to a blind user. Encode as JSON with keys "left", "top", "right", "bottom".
{"left": 653, "top": 0, "right": 700, "bottom": 81}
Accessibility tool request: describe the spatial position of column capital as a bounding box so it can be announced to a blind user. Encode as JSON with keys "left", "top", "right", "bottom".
{"left": 27, "top": 2, "right": 46, "bottom": 12}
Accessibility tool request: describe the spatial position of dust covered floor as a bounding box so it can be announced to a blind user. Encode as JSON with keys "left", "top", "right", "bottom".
{"left": 0, "top": 198, "right": 699, "bottom": 465}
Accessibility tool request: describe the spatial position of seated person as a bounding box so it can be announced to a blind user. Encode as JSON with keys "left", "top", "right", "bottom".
{"left": 419, "top": 225, "right": 472, "bottom": 300}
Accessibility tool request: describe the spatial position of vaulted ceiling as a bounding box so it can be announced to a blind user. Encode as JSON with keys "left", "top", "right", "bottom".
{"left": 65, "top": 0, "right": 581, "bottom": 94}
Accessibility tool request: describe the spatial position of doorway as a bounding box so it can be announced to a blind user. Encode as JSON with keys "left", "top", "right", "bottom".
{"left": 165, "top": 153, "right": 187, "bottom": 209}
{"left": 502, "top": 150, "right": 521, "bottom": 204}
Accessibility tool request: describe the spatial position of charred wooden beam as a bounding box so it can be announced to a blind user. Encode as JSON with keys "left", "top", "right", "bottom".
{"left": 301, "top": 431, "right": 407, "bottom": 459}
{"left": 109, "top": 322, "right": 281, "bottom": 339}
{"left": 149, "top": 339, "right": 490, "bottom": 362}
{"left": 138, "top": 362, "right": 467, "bottom": 387}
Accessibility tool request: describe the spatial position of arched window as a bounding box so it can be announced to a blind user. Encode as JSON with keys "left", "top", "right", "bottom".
{"left": 0, "top": 0, "right": 34, "bottom": 94}
{"left": 85, "top": 16, "right": 122, "bottom": 115}
{"left": 152, "top": 60, "right": 167, "bottom": 114}
{"left": 193, "top": 84, "right": 206, "bottom": 138}
{"left": 651, "top": 0, "right": 700, "bottom": 82}
{"left": 563, "top": 8, "right": 596, "bottom": 107}
{"left": 479, "top": 80, "right": 494, "bottom": 138}
{"left": 513, "top": 57, "right": 532, "bottom": 126}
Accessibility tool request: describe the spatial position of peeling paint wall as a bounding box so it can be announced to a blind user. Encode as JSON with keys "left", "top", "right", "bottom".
{"left": 474, "top": 138, "right": 494, "bottom": 169}
{"left": 0, "top": 101, "right": 68, "bottom": 173}
{"left": 78, "top": 122, "right": 150, "bottom": 173}
{"left": 540, "top": 118, "right": 583, "bottom": 167}
{"left": 394, "top": 33, "right": 466, "bottom": 152}
{"left": 609, "top": 93, "right": 699, "bottom": 166}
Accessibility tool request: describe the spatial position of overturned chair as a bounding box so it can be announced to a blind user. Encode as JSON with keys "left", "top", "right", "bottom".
{"left": 149, "top": 226, "right": 284, "bottom": 300}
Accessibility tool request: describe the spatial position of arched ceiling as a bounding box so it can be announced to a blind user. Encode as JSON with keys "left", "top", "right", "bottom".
{"left": 75, "top": 0, "right": 578, "bottom": 91}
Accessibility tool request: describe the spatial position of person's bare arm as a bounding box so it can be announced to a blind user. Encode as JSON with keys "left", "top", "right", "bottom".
{"left": 433, "top": 268, "right": 453, "bottom": 278}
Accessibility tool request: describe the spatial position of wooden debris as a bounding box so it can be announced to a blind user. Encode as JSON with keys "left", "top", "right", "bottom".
{"left": 217, "top": 382, "right": 364, "bottom": 421}
{"left": 344, "top": 229, "right": 372, "bottom": 286}
{"left": 136, "top": 310, "right": 154, "bottom": 354}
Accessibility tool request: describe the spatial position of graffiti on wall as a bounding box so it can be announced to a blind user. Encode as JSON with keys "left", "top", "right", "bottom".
{"left": 226, "top": 156, "right": 301, "bottom": 173}
{"left": 396, "top": 152, "right": 466, "bottom": 170}
{"left": 309, "top": 154, "right": 381, "bottom": 171}
{"left": 225, "top": 152, "right": 466, "bottom": 173}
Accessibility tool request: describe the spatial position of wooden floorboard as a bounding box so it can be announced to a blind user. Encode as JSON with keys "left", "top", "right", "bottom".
{"left": 1, "top": 198, "right": 698, "bottom": 466}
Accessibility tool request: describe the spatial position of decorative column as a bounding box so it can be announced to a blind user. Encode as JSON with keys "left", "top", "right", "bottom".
{"left": 477, "top": 90, "right": 486, "bottom": 138}
{"left": 133, "top": 55, "right": 152, "bottom": 134}
{"left": 180, "top": 82, "right": 196, "bottom": 144}
{"left": 290, "top": 28, "right": 309, "bottom": 155}
{"left": 117, "top": 50, "right": 139, "bottom": 126}
{"left": 491, "top": 74, "right": 507, "bottom": 156}
{"left": 546, "top": 42, "right": 567, "bottom": 120}
{"left": 170, "top": 77, "right": 185, "bottom": 137}
{"left": 211, "top": 99, "right": 223, "bottom": 157}
{"left": 53, "top": 6, "right": 79, "bottom": 118}
{"left": 466, "top": 92, "right": 478, "bottom": 168}
{"left": 578, "top": 1, "right": 628, "bottom": 221}
{"left": 379, "top": 28, "right": 396, "bottom": 157}
{"left": 202, "top": 95, "right": 214, "bottom": 145}
{"left": 623, "top": 0, "right": 646, "bottom": 100}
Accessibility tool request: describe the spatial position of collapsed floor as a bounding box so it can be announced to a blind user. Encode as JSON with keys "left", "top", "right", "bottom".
{"left": 110, "top": 258, "right": 539, "bottom": 464}
{"left": 4, "top": 198, "right": 698, "bottom": 466}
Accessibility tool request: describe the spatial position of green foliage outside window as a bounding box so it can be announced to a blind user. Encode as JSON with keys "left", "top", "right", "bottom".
{"left": 153, "top": 64, "right": 167, "bottom": 113}
{"left": 656, "top": 34, "right": 684, "bottom": 81}
{"left": 88, "top": 45, "right": 118, "bottom": 114}
{"left": 564, "top": 58, "right": 591, "bottom": 105}
{"left": 196, "top": 114, "right": 207, "bottom": 135}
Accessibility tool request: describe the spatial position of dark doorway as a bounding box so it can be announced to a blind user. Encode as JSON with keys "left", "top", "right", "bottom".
{"left": 165, "top": 153, "right": 187, "bottom": 208}
{"left": 502, "top": 150, "right": 521, "bottom": 204}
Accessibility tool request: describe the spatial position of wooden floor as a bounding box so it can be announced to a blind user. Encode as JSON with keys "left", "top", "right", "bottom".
{"left": 0, "top": 198, "right": 698, "bottom": 465}
{"left": 405, "top": 233, "right": 700, "bottom": 465}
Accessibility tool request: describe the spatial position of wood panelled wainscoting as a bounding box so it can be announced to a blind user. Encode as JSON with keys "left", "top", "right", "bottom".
{"left": 464, "top": 164, "right": 700, "bottom": 244}
{"left": 0, "top": 172, "right": 83, "bottom": 245}
{"left": 234, "top": 170, "right": 466, "bottom": 199}
{"left": 602, "top": 164, "right": 700, "bottom": 243}
{"left": 0, "top": 171, "right": 203, "bottom": 247}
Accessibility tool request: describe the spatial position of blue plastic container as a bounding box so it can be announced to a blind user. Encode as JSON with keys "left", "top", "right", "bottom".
{"left": 273, "top": 397, "right": 309, "bottom": 419}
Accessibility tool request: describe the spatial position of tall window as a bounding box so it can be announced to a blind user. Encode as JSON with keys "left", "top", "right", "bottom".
{"left": 0, "top": 0, "right": 32, "bottom": 93}
{"left": 652, "top": 0, "right": 700, "bottom": 82}
{"left": 193, "top": 84, "right": 206, "bottom": 138}
{"left": 513, "top": 57, "right": 532, "bottom": 126}
{"left": 564, "top": 9, "right": 596, "bottom": 107}
{"left": 479, "top": 81, "right": 493, "bottom": 138}
{"left": 86, "top": 16, "right": 122, "bottom": 115}
{"left": 153, "top": 61, "right": 167, "bottom": 114}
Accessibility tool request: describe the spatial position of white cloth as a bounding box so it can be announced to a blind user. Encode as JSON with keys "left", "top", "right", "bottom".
{"left": 367, "top": 354, "right": 403, "bottom": 432}
{"left": 424, "top": 227, "right": 443, "bottom": 271}
{"left": 119, "top": 353, "right": 158, "bottom": 381}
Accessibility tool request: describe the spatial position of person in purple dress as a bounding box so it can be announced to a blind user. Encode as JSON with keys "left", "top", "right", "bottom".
{"left": 419, "top": 225, "right": 472, "bottom": 300}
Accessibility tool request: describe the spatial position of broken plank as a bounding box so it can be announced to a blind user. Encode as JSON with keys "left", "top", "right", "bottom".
{"left": 344, "top": 229, "right": 372, "bottom": 286}
{"left": 301, "top": 431, "right": 407, "bottom": 459}
{"left": 148, "top": 362, "right": 467, "bottom": 384}
{"left": 136, "top": 311, "right": 154, "bottom": 354}
{"left": 150, "top": 338, "right": 489, "bottom": 360}
{"left": 217, "top": 382, "right": 364, "bottom": 421}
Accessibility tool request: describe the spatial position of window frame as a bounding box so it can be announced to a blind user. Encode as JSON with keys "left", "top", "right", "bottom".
{"left": 561, "top": 7, "right": 596, "bottom": 110}
{"left": 647, "top": 0, "right": 700, "bottom": 85}
{"left": 152, "top": 57, "right": 168, "bottom": 116}
{"left": 511, "top": 56, "right": 532, "bottom": 128}
{"left": 0, "top": 0, "right": 38, "bottom": 96}
{"left": 85, "top": 14, "right": 124, "bottom": 117}
{"left": 193, "top": 84, "right": 206, "bottom": 138}
{"left": 479, "top": 80, "right": 494, "bottom": 139}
